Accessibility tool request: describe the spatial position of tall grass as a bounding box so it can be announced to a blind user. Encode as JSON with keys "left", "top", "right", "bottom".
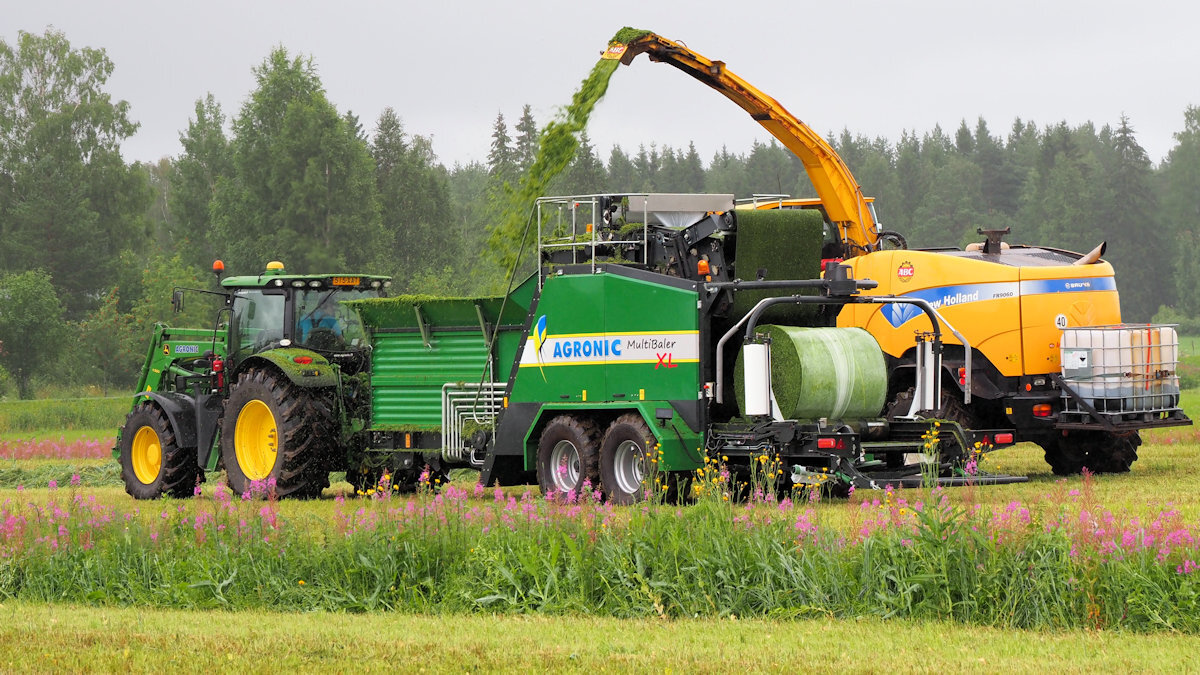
{"left": 0, "top": 474, "right": 1197, "bottom": 632}
{"left": 0, "top": 397, "right": 126, "bottom": 434}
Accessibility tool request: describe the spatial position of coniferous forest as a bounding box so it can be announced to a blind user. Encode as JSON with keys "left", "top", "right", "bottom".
{"left": 1, "top": 28, "right": 1198, "bottom": 398}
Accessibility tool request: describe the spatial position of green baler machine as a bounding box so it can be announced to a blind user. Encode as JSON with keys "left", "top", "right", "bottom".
{"left": 354, "top": 193, "right": 1026, "bottom": 501}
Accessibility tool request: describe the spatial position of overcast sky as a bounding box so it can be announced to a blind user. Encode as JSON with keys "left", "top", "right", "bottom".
{"left": 6, "top": 0, "right": 1197, "bottom": 173}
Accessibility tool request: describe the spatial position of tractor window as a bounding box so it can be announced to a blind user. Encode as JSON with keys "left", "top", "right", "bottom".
{"left": 294, "top": 288, "right": 377, "bottom": 351}
{"left": 231, "top": 289, "right": 286, "bottom": 357}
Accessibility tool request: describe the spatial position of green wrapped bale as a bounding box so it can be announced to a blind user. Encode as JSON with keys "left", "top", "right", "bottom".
{"left": 731, "top": 208, "right": 825, "bottom": 324}
{"left": 736, "top": 325, "right": 887, "bottom": 420}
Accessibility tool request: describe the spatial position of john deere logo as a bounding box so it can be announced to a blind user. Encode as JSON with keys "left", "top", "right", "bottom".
{"left": 897, "top": 262, "right": 915, "bottom": 282}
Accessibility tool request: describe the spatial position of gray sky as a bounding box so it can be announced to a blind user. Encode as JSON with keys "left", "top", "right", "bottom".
{"left": 6, "top": 0, "right": 1197, "bottom": 172}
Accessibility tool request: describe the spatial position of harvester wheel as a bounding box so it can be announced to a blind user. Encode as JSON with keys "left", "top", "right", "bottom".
{"left": 1041, "top": 435, "right": 1087, "bottom": 476}
{"left": 536, "top": 415, "right": 600, "bottom": 496}
{"left": 221, "top": 368, "right": 334, "bottom": 499}
{"left": 1089, "top": 432, "right": 1140, "bottom": 473}
{"left": 119, "top": 402, "right": 200, "bottom": 499}
{"left": 1041, "top": 431, "right": 1140, "bottom": 476}
{"left": 599, "top": 413, "right": 656, "bottom": 505}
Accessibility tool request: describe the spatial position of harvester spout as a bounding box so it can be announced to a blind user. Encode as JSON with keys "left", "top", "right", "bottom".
{"left": 1073, "top": 241, "right": 1107, "bottom": 265}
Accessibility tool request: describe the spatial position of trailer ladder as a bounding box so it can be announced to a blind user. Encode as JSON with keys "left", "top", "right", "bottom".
{"left": 441, "top": 381, "right": 505, "bottom": 465}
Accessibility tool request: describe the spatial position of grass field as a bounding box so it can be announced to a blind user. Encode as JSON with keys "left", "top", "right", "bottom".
{"left": 2, "top": 602, "right": 1198, "bottom": 673}
{"left": 0, "top": 393, "right": 1197, "bottom": 670}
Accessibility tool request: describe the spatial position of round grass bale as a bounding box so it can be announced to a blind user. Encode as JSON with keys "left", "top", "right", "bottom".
{"left": 735, "top": 325, "right": 887, "bottom": 420}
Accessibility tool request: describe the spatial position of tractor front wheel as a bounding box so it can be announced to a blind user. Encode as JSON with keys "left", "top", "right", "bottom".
{"left": 599, "top": 414, "right": 656, "bottom": 505}
{"left": 221, "top": 368, "right": 334, "bottom": 499}
{"left": 119, "top": 403, "right": 200, "bottom": 499}
{"left": 537, "top": 415, "right": 600, "bottom": 496}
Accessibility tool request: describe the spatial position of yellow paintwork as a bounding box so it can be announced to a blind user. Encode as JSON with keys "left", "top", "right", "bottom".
{"left": 840, "top": 250, "right": 1121, "bottom": 378}
{"left": 235, "top": 400, "right": 278, "bottom": 480}
{"left": 612, "top": 32, "right": 1127, "bottom": 384}
{"left": 130, "top": 425, "right": 162, "bottom": 485}
{"left": 613, "top": 34, "right": 880, "bottom": 255}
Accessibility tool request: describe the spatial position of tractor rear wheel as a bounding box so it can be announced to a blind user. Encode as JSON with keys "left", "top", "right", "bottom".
{"left": 221, "top": 368, "right": 334, "bottom": 499}
{"left": 599, "top": 413, "right": 656, "bottom": 505}
{"left": 119, "top": 403, "right": 200, "bottom": 499}
{"left": 536, "top": 415, "right": 600, "bottom": 496}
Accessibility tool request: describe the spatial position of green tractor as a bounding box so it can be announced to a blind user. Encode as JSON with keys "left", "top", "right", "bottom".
{"left": 113, "top": 261, "right": 392, "bottom": 499}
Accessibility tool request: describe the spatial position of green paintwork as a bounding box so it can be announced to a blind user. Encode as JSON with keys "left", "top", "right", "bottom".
{"left": 510, "top": 271, "right": 699, "bottom": 405}
{"left": 370, "top": 330, "right": 492, "bottom": 430}
{"left": 355, "top": 275, "right": 535, "bottom": 432}
{"left": 131, "top": 324, "right": 227, "bottom": 397}
{"left": 508, "top": 270, "right": 703, "bottom": 471}
{"left": 244, "top": 348, "right": 339, "bottom": 388}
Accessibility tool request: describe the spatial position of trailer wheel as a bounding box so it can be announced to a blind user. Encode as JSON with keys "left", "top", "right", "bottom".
{"left": 221, "top": 368, "right": 334, "bottom": 499}
{"left": 119, "top": 403, "right": 200, "bottom": 499}
{"left": 536, "top": 415, "right": 600, "bottom": 496}
{"left": 599, "top": 413, "right": 656, "bottom": 505}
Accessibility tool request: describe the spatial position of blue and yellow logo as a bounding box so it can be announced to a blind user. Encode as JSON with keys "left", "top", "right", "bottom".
{"left": 533, "top": 315, "right": 549, "bottom": 380}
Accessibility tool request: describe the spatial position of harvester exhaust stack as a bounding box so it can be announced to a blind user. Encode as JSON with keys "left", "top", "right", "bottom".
{"left": 1073, "top": 241, "right": 1107, "bottom": 266}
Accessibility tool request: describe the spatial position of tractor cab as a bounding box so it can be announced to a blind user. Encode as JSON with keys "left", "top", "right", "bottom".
{"left": 220, "top": 261, "right": 390, "bottom": 375}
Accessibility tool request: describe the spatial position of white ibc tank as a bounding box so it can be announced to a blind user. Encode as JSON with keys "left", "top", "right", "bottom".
{"left": 1060, "top": 324, "right": 1180, "bottom": 413}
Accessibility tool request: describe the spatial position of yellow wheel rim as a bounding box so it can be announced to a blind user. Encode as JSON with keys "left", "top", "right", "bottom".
{"left": 235, "top": 400, "right": 278, "bottom": 481}
{"left": 131, "top": 426, "right": 162, "bottom": 485}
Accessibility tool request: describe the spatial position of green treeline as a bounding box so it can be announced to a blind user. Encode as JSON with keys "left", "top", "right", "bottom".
{"left": 0, "top": 27, "right": 1197, "bottom": 398}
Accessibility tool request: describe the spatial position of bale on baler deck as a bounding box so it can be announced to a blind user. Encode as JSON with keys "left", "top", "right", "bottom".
{"left": 730, "top": 206, "right": 825, "bottom": 325}
{"left": 735, "top": 325, "right": 888, "bottom": 421}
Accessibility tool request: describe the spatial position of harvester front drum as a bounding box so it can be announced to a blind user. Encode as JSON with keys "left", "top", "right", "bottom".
{"left": 536, "top": 415, "right": 599, "bottom": 496}
{"left": 599, "top": 413, "right": 656, "bottom": 505}
{"left": 220, "top": 368, "right": 334, "bottom": 499}
{"left": 119, "top": 402, "right": 199, "bottom": 499}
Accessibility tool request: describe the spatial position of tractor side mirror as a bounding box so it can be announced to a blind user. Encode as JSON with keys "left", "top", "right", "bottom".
{"left": 171, "top": 289, "right": 185, "bottom": 313}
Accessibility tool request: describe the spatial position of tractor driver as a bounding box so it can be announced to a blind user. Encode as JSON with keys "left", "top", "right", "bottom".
{"left": 297, "top": 294, "right": 344, "bottom": 347}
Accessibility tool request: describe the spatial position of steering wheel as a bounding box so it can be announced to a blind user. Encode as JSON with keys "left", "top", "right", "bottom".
{"left": 306, "top": 327, "right": 346, "bottom": 351}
